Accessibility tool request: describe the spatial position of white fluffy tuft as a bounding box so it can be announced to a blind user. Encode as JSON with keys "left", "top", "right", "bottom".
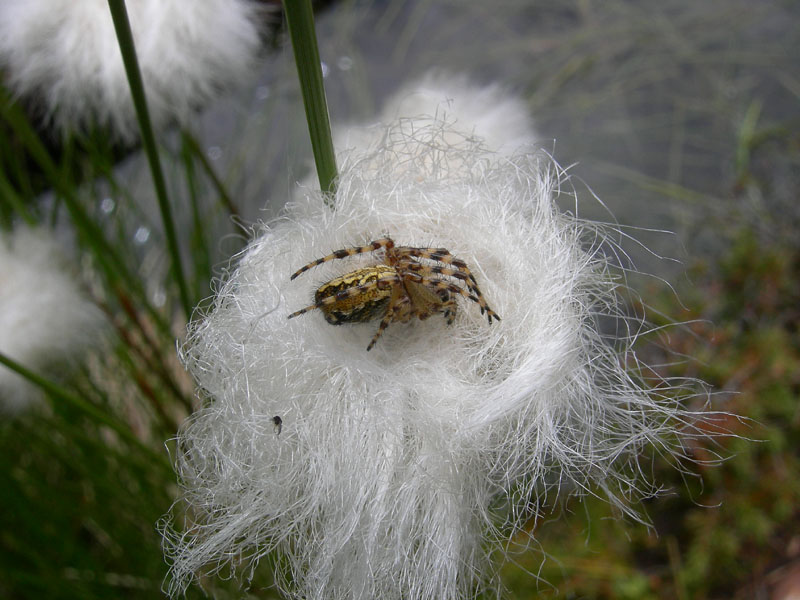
{"left": 163, "top": 84, "right": 695, "bottom": 598}
{"left": 0, "top": 227, "right": 105, "bottom": 413}
{"left": 0, "top": 0, "right": 262, "bottom": 142}
{"left": 338, "top": 72, "right": 537, "bottom": 157}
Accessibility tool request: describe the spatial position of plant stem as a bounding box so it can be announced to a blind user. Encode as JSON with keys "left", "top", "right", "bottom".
{"left": 283, "top": 0, "right": 338, "bottom": 201}
{"left": 0, "top": 89, "right": 173, "bottom": 339}
{"left": 0, "top": 351, "right": 170, "bottom": 470}
{"left": 107, "top": 0, "right": 193, "bottom": 319}
{"left": 181, "top": 130, "right": 241, "bottom": 219}
{"left": 0, "top": 171, "right": 37, "bottom": 225}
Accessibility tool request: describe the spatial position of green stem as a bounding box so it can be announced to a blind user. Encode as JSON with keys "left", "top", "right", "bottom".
{"left": 0, "top": 351, "right": 170, "bottom": 470}
{"left": 181, "top": 130, "right": 241, "bottom": 219}
{"left": 107, "top": 0, "right": 193, "bottom": 319}
{"left": 283, "top": 0, "right": 338, "bottom": 201}
{"left": 0, "top": 89, "right": 172, "bottom": 339}
{"left": 180, "top": 135, "right": 208, "bottom": 302}
{"left": 0, "top": 170, "right": 37, "bottom": 225}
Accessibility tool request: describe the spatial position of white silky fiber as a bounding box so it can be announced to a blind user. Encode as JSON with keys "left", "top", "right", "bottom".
{"left": 0, "top": 0, "right": 263, "bottom": 141}
{"left": 163, "top": 79, "right": 696, "bottom": 599}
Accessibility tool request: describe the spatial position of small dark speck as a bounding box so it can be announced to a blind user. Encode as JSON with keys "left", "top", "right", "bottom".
{"left": 272, "top": 415, "right": 283, "bottom": 435}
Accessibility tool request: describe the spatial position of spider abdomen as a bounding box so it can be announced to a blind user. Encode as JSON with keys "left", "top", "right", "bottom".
{"left": 315, "top": 264, "right": 396, "bottom": 324}
{"left": 288, "top": 238, "right": 499, "bottom": 350}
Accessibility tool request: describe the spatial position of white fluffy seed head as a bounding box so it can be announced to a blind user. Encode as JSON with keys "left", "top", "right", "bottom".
{"left": 163, "top": 82, "right": 694, "bottom": 599}
{"left": 0, "top": 0, "right": 263, "bottom": 142}
{"left": 337, "top": 72, "right": 538, "bottom": 157}
{"left": 0, "top": 227, "right": 106, "bottom": 413}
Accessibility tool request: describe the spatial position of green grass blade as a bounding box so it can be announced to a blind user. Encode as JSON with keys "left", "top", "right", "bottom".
{"left": 181, "top": 130, "right": 241, "bottom": 219}
{"left": 0, "top": 169, "right": 37, "bottom": 226}
{"left": 107, "top": 0, "right": 193, "bottom": 319}
{"left": 284, "top": 0, "right": 338, "bottom": 200}
{"left": 180, "top": 133, "right": 213, "bottom": 302}
{"left": 0, "top": 351, "right": 170, "bottom": 470}
{"left": 0, "top": 90, "right": 174, "bottom": 340}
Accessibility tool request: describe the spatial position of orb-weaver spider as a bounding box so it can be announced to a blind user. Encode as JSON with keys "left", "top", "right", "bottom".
{"left": 287, "top": 238, "right": 499, "bottom": 350}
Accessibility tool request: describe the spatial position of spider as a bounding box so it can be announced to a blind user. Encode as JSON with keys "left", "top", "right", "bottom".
{"left": 287, "top": 237, "right": 500, "bottom": 350}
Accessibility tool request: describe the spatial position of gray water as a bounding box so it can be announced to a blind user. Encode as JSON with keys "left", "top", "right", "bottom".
{"left": 116, "top": 0, "right": 799, "bottom": 289}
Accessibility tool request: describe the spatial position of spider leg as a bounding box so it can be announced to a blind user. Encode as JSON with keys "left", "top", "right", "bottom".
{"left": 287, "top": 276, "right": 400, "bottom": 319}
{"left": 290, "top": 238, "right": 395, "bottom": 280}
{"left": 398, "top": 259, "right": 479, "bottom": 294}
{"left": 441, "top": 296, "right": 457, "bottom": 325}
{"left": 401, "top": 272, "right": 499, "bottom": 324}
{"left": 402, "top": 272, "right": 476, "bottom": 302}
{"left": 394, "top": 246, "right": 481, "bottom": 289}
{"left": 399, "top": 259, "right": 500, "bottom": 324}
{"left": 366, "top": 287, "right": 409, "bottom": 351}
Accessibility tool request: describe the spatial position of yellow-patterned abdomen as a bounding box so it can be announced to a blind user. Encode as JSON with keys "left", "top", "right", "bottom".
{"left": 315, "top": 265, "right": 397, "bottom": 324}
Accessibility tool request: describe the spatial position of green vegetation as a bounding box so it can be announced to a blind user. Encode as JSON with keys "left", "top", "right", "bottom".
{"left": 511, "top": 228, "right": 800, "bottom": 599}
{"left": 1, "top": 1, "right": 797, "bottom": 598}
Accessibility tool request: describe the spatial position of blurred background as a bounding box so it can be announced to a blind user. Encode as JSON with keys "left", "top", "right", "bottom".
{"left": 1, "top": 0, "right": 798, "bottom": 598}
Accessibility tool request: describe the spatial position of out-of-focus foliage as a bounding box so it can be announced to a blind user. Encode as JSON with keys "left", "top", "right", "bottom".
{"left": 505, "top": 189, "right": 800, "bottom": 599}
{"left": 1, "top": 0, "right": 797, "bottom": 598}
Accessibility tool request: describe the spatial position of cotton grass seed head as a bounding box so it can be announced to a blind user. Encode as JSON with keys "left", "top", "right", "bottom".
{"left": 163, "top": 101, "right": 697, "bottom": 598}
{"left": 0, "top": 227, "right": 105, "bottom": 414}
{"left": 0, "top": 0, "right": 263, "bottom": 142}
{"left": 338, "top": 72, "right": 537, "bottom": 157}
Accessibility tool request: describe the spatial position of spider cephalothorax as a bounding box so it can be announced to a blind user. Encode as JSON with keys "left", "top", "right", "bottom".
{"left": 287, "top": 238, "right": 499, "bottom": 350}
